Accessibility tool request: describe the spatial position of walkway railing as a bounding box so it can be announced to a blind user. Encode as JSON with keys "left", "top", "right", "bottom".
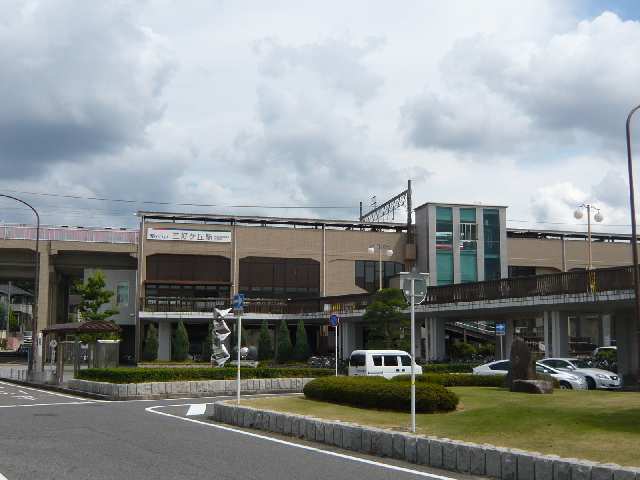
{"left": 0, "top": 224, "right": 138, "bottom": 244}
{"left": 425, "top": 265, "right": 635, "bottom": 305}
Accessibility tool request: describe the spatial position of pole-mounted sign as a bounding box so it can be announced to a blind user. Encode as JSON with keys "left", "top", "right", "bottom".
{"left": 233, "top": 294, "right": 245, "bottom": 405}
{"left": 212, "top": 308, "right": 232, "bottom": 367}
{"left": 329, "top": 314, "right": 340, "bottom": 376}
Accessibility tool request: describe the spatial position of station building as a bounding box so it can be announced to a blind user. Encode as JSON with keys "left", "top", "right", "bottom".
{"left": 0, "top": 202, "right": 636, "bottom": 364}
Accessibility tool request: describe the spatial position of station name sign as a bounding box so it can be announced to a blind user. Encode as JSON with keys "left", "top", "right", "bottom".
{"left": 147, "top": 228, "right": 232, "bottom": 243}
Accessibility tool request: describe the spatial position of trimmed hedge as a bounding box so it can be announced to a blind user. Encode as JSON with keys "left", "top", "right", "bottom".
{"left": 77, "top": 367, "right": 333, "bottom": 384}
{"left": 303, "top": 376, "right": 459, "bottom": 413}
{"left": 421, "top": 363, "right": 477, "bottom": 373}
{"left": 392, "top": 373, "right": 506, "bottom": 387}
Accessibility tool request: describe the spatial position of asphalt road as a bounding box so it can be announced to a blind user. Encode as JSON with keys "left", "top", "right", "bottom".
{"left": 0, "top": 381, "right": 482, "bottom": 480}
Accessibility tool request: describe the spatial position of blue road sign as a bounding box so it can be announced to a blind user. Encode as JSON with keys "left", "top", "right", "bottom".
{"left": 329, "top": 314, "right": 340, "bottom": 327}
{"left": 495, "top": 323, "right": 506, "bottom": 336}
{"left": 233, "top": 293, "right": 245, "bottom": 310}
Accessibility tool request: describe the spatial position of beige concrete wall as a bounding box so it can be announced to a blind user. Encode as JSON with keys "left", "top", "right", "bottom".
{"left": 508, "top": 237, "right": 632, "bottom": 271}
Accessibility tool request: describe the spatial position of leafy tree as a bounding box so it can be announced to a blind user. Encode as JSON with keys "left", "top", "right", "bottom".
{"left": 449, "top": 341, "right": 476, "bottom": 361}
{"left": 74, "top": 270, "right": 119, "bottom": 321}
{"left": 172, "top": 321, "right": 190, "bottom": 361}
{"left": 276, "top": 320, "right": 293, "bottom": 363}
{"left": 142, "top": 324, "right": 159, "bottom": 361}
{"left": 363, "top": 288, "right": 409, "bottom": 350}
{"left": 7, "top": 310, "right": 20, "bottom": 332}
{"left": 202, "top": 321, "right": 213, "bottom": 362}
{"left": 293, "top": 320, "right": 311, "bottom": 361}
{"left": 257, "top": 321, "right": 273, "bottom": 360}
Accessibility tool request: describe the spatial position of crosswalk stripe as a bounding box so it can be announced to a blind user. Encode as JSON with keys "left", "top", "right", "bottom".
{"left": 186, "top": 404, "right": 207, "bottom": 416}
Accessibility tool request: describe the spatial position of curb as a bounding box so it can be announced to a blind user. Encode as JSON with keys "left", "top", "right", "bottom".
{"left": 211, "top": 401, "right": 640, "bottom": 480}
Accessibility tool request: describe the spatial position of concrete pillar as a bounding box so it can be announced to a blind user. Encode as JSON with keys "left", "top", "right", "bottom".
{"left": 36, "top": 247, "right": 51, "bottom": 333}
{"left": 546, "top": 311, "right": 569, "bottom": 357}
{"left": 425, "top": 318, "right": 446, "bottom": 361}
{"left": 614, "top": 312, "right": 639, "bottom": 387}
{"left": 158, "top": 321, "right": 171, "bottom": 361}
{"left": 503, "top": 319, "right": 515, "bottom": 359}
{"left": 601, "top": 314, "right": 612, "bottom": 347}
{"left": 413, "top": 319, "right": 422, "bottom": 360}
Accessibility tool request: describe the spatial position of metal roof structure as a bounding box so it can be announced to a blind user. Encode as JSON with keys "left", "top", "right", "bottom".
{"left": 42, "top": 320, "right": 121, "bottom": 335}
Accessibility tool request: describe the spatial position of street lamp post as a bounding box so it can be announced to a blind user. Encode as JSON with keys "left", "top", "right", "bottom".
{"left": 368, "top": 244, "right": 394, "bottom": 290}
{"left": 626, "top": 104, "right": 640, "bottom": 387}
{"left": 0, "top": 194, "right": 40, "bottom": 376}
{"left": 574, "top": 204, "right": 604, "bottom": 270}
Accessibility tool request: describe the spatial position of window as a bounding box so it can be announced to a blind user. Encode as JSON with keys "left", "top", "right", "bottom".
{"left": 483, "top": 209, "right": 501, "bottom": 280}
{"left": 239, "top": 257, "right": 320, "bottom": 299}
{"left": 509, "top": 266, "right": 536, "bottom": 278}
{"left": 400, "top": 355, "right": 411, "bottom": 366}
{"left": 355, "top": 260, "right": 404, "bottom": 292}
{"left": 383, "top": 355, "right": 398, "bottom": 366}
{"left": 350, "top": 353, "right": 365, "bottom": 367}
{"left": 436, "top": 207, "right": 454, "bottom": 285}
{"left": 489, "top": 361, "right": 510, "bottom": 371}
{"left": 372, "top": 355, "right": 382, "bottom": 366}
{"left": 116, "top": 282, "right": 129, "bottom": 307}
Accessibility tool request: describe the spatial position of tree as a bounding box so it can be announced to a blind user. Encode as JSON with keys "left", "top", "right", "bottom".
{"left": 142, "top": 324, "right": 159, "bottom": 361}
{"left": 172, "top": 321, "right": 190, "bottom": 361}
{"left": 257, "top": 321, "right": 273, "bottom": 360}
{"left": 363, "top": 288, "right": 409, "bottom": 350}
{"left": 201, "top": 321, "right": 212, "bottom": 362}
{"left": 74, "top": 270, "right": 119, "bottom": 321}
{"left": 292, "top": 320, "right": 311, "bottom": 361}
{"left": 276, "top": 320, "right": 292, "bottom": 363}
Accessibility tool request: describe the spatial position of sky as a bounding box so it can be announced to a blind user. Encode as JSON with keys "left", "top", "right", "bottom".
{"left": 1, "top": 0, "right": 640, "bottom": 234}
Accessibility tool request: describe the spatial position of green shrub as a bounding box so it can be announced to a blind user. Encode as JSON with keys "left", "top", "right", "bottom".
{"left": 276, "top": 320, "right": 292, "bottom": 363}
{"left": 257, "top": 321, "right": 273, "bottom": 360}
{"left": 77, "top": 367, "right": 333, "bottom": 383}
{"left": 421, "top": 363, "right": 477, "bottom": 373}
{"left": 292, "top": 320, "right": 311, "bottom": 361}
{"left": 172, "top": 321, "right": 189, "bottom": 361}
{"left": 142, "top": 324, "right": 158, "bottom": 361}
{"left": 449, "top": 342, "right": 477, "bottom": 361}
{"left": 303, "top": 376, "right": 458, "bottom": 413}
{"left": 392, "top": 373, "right": 505, "bottom": 387}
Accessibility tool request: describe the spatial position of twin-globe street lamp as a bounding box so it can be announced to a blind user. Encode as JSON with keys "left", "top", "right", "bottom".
{"left": 573, "top": 204, "right": 604, "bottom": 270}
{"left": 0, "top": 194, "right": 40, "bottom": 376}
{"left": 367, "top": 243, "right": 394, "bottom": 290}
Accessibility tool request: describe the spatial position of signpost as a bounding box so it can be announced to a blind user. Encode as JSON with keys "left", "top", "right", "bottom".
{"left": 233, "top": 294, "right": 245, "bottom": 405}
{"left": 495, "top": 323, "right": 506, "bottom": 359}
{"left": 399, "top": 271, "right": 429, "bottom": 434}
{"left": 330, "top": 314, "right": 340, "bottom": 376}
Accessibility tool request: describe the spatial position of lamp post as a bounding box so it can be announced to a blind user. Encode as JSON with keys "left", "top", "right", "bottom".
{"left": 574, "top": 204, "right": 604, "bottom": 270}
{"left": 0, "top": 194, "right": 40, "bottom": 375}
{"left": 626, "top": 104, "right": 640, "bottom": 387}
{"left": 368, "top": 244, "right": 394, "bottom": 290}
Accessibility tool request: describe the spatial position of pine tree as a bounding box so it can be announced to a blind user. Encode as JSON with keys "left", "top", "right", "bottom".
{"left": 172, "top": 321, "right": 190, "bottom": 361}
{"left": 257, "top": 321, "right": 273, "bottom": 360}
{"left": 201, "top": 321, "right": 212, "bottom": 362}
{"left": 276, "top": 320, "right": 292, "bottom": 363}
{"left": 293, "top": 320, "right": 311, "bottom": 361}
{"left": 74, "top": 270, "right": 119, "bottom": 321}
{"left": 142, "top": 324, "right": 158, "bottom": 361}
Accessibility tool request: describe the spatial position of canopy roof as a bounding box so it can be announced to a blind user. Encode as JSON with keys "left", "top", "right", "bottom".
{"left": 42, "top": 320, "right": 120, "bottom": 335}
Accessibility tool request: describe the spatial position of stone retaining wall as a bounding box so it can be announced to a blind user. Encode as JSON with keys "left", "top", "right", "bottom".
{"left": 212, "top": 402, "right": 640, "bottom": 480}
{"left": 66, "top": 377, "right": 312, "bottom": 400}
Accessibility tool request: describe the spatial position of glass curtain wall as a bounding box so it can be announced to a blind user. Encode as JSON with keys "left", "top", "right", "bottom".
{"left": 355, "top": 261, "right": 404, "bottom": 292}
{"left": 436, "top": 207, "right": 454, "bottom": 285}
{"left": 483, "top": 209, "right": 501, "bottom": 280}
{"left": 459, "top": 208, "right": 477, "bottom": 282}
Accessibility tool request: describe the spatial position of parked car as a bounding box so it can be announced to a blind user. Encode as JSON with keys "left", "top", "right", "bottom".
{"left": 348, "top": 350, "right": 423, "bottom": 379}
{"left": 538, "top": 357, "right": 621, "bottom": 390}
{"left": 473, "top": 359, "right": 588, "bottom": 390}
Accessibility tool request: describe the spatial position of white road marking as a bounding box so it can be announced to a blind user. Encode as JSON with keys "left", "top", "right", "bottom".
{"left": 146, "top": 405, "right": 457, "bottom": 480}
{"left": 186, "top": 403, "right": 207, "bottom": 416}
{"left": 0, "top": 471, "right": 7, "bottom": 480}
{"left": 0, "top": 401, "right": 95, "bottom": 409}
{"left": 0, "top": 381, "right": 88, "bottom": 400}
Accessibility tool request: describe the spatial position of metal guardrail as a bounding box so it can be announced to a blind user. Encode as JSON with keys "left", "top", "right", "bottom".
{"left": 1, "top": 224, "right": 138, "bottom": 244}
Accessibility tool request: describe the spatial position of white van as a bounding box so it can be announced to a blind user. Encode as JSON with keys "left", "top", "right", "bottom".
{"left": 348, "top": 350, "right": 423, "bottom": 379}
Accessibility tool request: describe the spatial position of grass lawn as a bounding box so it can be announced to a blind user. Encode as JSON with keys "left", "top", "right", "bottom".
{"left": 241, "top": 388, "right": 640, "bottom": 467}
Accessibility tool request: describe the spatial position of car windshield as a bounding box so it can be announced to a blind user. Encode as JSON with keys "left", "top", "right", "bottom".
{"left": 570, "top": 359, "right": 592, "bottom": 368}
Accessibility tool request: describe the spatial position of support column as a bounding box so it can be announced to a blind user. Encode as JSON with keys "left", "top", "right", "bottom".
{"left": 425, "top": 318, "right": 446, "bottom": 361}
{"left": 158, "top": 321, "right": 171, "bottom": 361}
{"left": 543, "top": 312, "right": 552, "bottom": 358}
{"left": 36, "top": 247, "right": 51, "bottom": 333}
{"left": 614, "top": 312, "right": 639, "bottom": 387}
{"left": 341, "top": 321, "right": 356, "bottom": 360}
{"left": 504, "top": 319, "right": 515, "bottom": 359}
{"left": 601, "top": 314, "right": 612, "bottom": 347}
{"left": 549, "top": 311, "right": 569, "bottom": 357}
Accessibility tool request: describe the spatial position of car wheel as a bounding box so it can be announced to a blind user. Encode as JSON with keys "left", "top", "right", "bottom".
{"left": 559, "top": 381, "right": 572, "bottom": 390}
{"left": 586, "top": 377, "right": 596, "bottom": 390}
